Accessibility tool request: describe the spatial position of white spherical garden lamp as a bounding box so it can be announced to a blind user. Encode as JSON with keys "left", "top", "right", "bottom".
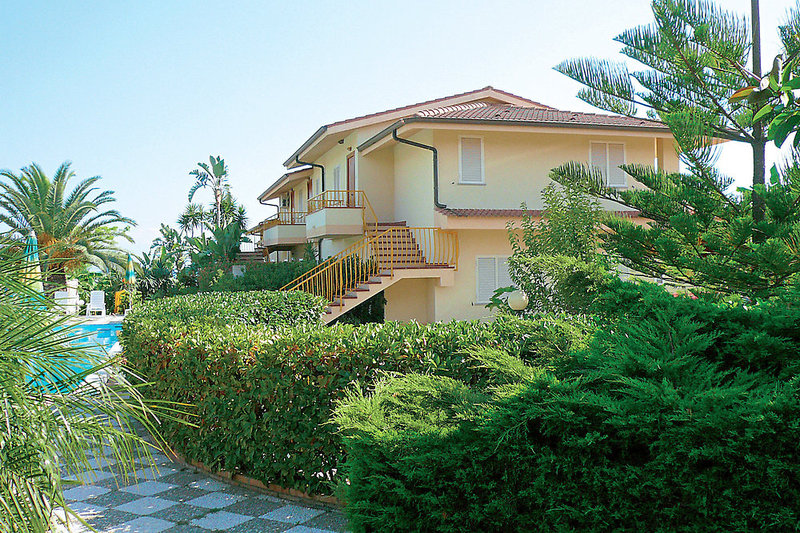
{"left": 507, "top": 290, "right": 529, "bottom": 311}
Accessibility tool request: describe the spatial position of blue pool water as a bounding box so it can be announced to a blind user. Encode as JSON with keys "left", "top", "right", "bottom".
{"left": 30, "top": 322, "right": 123, "bottom": 391}
{"left": 68, "top": 323, "right": 122, "bottom": 352}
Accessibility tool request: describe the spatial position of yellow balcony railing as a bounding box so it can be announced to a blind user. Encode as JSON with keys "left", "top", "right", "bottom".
{"left": 306, "top": 190, "right": 378, "bottom": 233}
{"left": 281, "top": 227, "right": 458, "bottom": 309}
{"left": 248, "top": 211, "right": 306, "bottom": 235}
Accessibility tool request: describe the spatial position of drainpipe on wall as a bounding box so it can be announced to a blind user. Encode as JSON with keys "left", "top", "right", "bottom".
{"left": 295, "top": 156, "right": 325, "bottom": 191}
{"left": 392, "top": 128, "right": 446, "bottom": 209}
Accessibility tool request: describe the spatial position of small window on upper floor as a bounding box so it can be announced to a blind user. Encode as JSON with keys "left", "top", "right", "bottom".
{"left": 332, "top": 165, "right": 342, "bottom": 190}
{"left": 590, "top": 142, "right": 626, "bottom": 188}
{"left": 459, "top": 137, "right": 484, "bottom": 184}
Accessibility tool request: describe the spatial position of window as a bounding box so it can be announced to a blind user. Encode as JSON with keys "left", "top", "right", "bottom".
{"left": 476, "top": 256, "right": 514, "bottom": 303}
{"left": 590, "top": 142, "right": 626, "bottom": 187}
{"left": 332, "top": 165, "right": 342, "bottom": 190}
{"left": 459, "top": 137, "right": 484, "bottom": 184}
{"left": 280, "top": 194, "right": 289, "bottom": 208}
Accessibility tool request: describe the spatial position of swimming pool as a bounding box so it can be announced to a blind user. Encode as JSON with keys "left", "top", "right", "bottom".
{"left": 30, "top": 321, "right": 124, "bottom": 391}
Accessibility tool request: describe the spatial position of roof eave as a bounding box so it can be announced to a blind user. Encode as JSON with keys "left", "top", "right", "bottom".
{"left": 258, "top": 167, "right": 313, "bottom": 202}
{"left": 357, "top": 117, "right": 673, "bottom": 152}
{"left": 283, "top": 126, "right": 328, "bottom": 168}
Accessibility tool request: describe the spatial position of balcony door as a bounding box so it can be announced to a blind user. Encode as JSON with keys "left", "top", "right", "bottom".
{"left": 347, "top": 153, "right": 356, "bottom": 207}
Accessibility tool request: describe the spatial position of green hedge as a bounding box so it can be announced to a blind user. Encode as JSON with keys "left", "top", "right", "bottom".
{"left": 334, "top": 284, "right": 800, "bottom": 532}
{"left": 125, "top": 289, "right": 326, "bottom": 328}
{"left": 121, "top": 315, "right": 590, "bottom": 495}
{"left": 211, "top": 261, "right": 316, "bottom": 293}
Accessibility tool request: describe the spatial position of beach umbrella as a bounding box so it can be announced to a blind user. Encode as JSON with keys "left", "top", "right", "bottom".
{"left": 124, "top": 253, "right": 136, "bottom": 286}
{"left": 124, "top": 253, "right": 136, "bottom": 311}
{"left": 24, "top": 233, "right": 44, "bottom": 293}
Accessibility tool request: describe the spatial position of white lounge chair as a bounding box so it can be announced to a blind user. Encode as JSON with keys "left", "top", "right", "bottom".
{"left": 54, "top": 290, "right": 79, "bottom": 315}
{"left": 86, "top": 290, "right": 106, "bottom": 316}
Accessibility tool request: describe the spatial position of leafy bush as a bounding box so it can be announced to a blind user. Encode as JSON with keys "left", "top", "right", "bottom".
{"left": 211, "top": 261, "right": 316, "bottom": 292}
{"left": 124, "top": 289, "right": 326, "bottom": 329}
{"left": 334, "top": 284, "right": 800, "bottom": 532}
{"left": 121, "top": 315, "right": 591, "bottom": 495}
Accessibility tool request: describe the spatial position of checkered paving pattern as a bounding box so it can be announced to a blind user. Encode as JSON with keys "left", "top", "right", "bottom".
{"left": 54, "top": 449, "right": 347, "bottom": 532}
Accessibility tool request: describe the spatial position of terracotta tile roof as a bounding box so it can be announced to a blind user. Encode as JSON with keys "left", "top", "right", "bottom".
{"left": 325, "top": 87, "right": 552, "bottom": 128}
{"left": 416, "top": 103, "right": 668, "bottom": 130}
{"left": 436, "top": 207, "right": 641, "bottom": 217}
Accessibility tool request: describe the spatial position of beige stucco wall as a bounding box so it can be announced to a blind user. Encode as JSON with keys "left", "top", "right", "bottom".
{"left": 430, "top": 229, "right": 516, "bottom": 322}
{"left": 433, "top": 129, "right": 679, "bottom": 212}
{"left": 384, "top": 278, "right": 435, "bottom": 322}
{"left": 357, "top": 147, "right": 395, "bottom": 221}
{"left": 392, "top": 130, "right": 435, "bottom": 226}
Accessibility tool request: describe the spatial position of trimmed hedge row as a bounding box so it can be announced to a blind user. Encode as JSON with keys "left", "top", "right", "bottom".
{"left": 334, "top": 284, "right": 800, "bottom": 532}
{"left": 126, "top": 289, "right": 326, "bottom": 328}
{"left": 121, "top": 314, "right": 590, "bottom": 495}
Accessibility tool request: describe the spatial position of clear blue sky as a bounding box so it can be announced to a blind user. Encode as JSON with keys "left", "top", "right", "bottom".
{"left": 1, "top": 0, "right": 796, "bottom": 252}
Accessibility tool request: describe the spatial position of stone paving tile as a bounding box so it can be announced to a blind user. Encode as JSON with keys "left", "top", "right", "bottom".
{"left": 161, "top": 502, "right": 211, "bottom": 522}
{"left": 79, "top": 507, "right": 141, "bottom": 531}
{"left": 186, "top": 491, "right": 245, "bottom": 509}
{"left": 120, "top": 480, "right": 176, "bottom": 496}
{"left": 160, "top": 470, "right": 211, "bottom": 486}
{"left": 189, "top": 478, "right": 230, "bottom": 492}
{"left": 228, "top": 518, "right": 293, "bottom": 532}
{"left": 163, "top": 525, "right": 213, "bottom": 533}
{"left": 133, "top": 464, "right": 181, "bottom": 480}
{"left": 63, "top": 484, "right": 111, "bottom": 502}
{"left": 304, "top": 511, "right": 349, "bottom": 532}
{"left": 63, "top": 468, "right": 116, "bottom": 483}
{"left": 224, "top": 497, "right": 283, "bottom": 517}
{"left": 115, "top": 496, "right": 177, "bottom": 515}
{"left": 191, "top": 510, "right": 253, "bottom": 530}
{"left": 159, "top": 485, "right": 211, "bottom": 503}
{"left": 260, "top": 504, "right": 326, "bottom": 524}
{"left": 285, "top": 526, "right": 341, "bottom": 533}
{"left": 107, "top": 516, "right": 175, "bottom": 532}
{"left": 60, "top": 436, "right": 346, "bottom": 532}
{"left": 90, "top": 489, "right": 141, "bottom": 507}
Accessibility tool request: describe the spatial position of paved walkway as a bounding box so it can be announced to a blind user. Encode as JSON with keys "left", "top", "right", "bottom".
{"left": 56, "top": 447, "right": 347, "bottom": 532}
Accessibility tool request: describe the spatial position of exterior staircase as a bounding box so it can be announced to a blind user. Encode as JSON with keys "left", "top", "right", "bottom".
{"left": 234, "top": 240, "right": 266, "bottom": 265}
{"left": 282, "top": 221, "right": 458, "bottom": 324}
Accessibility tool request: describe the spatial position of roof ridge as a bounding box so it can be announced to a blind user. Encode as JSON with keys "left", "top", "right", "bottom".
{"left": 324, "top": 86, "right": 547, "bottom": 128}
{"left": 416, "top": 102, "right": 489, "bottom": 117}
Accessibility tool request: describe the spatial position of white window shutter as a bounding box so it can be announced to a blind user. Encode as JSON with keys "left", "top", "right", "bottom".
{"left": 498, "top": 256, "right": 514, "bottom": 288}
{"left": 607, "top": 143, "right": 626, "bottom": 187}
{"left": 476, "top": 257, "right": 497, "bottom": 303}
{"left": 590, "top": 143, "right": 607, "bottom": 184}
{"left": 460, "top": 138, "right": 484, "bottom": 184}
{"left": 333, "top": 166, "right": 341, "bottom": 190}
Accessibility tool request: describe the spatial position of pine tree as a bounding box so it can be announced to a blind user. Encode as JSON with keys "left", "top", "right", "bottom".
{"left": 553, "top": 0, "right": 800, "bottom": 299}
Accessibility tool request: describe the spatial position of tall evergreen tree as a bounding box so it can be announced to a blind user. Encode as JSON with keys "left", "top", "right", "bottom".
{"left": 556, "top": 0, "right": 780, "bottom": 222}
{"left": 552, "top": 0, "right": 800, "bottom": 298}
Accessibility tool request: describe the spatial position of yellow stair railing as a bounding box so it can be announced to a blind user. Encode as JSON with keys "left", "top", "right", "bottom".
{"left": 282, "top": 227, "right": 458, "bottom": 309}
{"left": 306, "top": 189, "right": 378, "bottom": 234}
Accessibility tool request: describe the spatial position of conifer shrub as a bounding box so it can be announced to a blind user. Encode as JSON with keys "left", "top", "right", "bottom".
{"left": 335, "top": 284, "right": 800, "bottom": 531}
{"left": 121, "top": 314, "right": 590, "bottom": 494}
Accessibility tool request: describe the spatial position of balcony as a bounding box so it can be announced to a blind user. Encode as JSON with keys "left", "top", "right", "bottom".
{"left": 251, "top": 210, "right": 307, "bottom": 250}
{"left": 305, "top": 190, "right": 377, "bottom": 239}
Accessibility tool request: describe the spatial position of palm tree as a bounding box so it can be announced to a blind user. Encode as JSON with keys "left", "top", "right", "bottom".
{"left": 0, "top": 162, "right": 135, "bottom": 287}
{"left": 178, "top": 203, "right": 207, "bottom": 237}
{"left": 211, "top": 191, "right": 248, "bottom": 231}
{"left": 188, "top": 156, "right": 229, "bottom": 227}
{"left": 0, "top": 242, "right": 173, "bottom": 531}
